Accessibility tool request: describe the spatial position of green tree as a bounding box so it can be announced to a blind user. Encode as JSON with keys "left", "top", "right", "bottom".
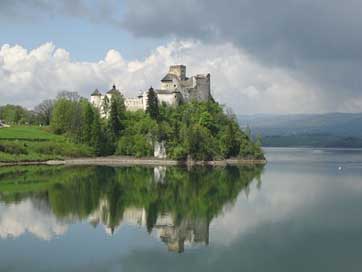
{"left": 34, "top": 99, "right": 54, "bottom": 125}
{"left": 108, "top": 93, "right": 126, "bottom": 139}
{"left": 50, "top": 94, "right": 86, "bottom": 142}
{"left": 90, "top": 111, "right": 103, "bottom": 155}
{"left": 82, "top": 103, "right": 95, "bottom": 144}
{"left": 185, "top": 124, "right": 215, "bottom": 160}
{"left": 51, "top": 98, "right": 75, "bottom": 134}
{"left": 221, "top": 121, "right": 241, "bottom": 158}
{"left": 146, "top": 87, "right": 159, "bottom": 120}
{"left": 0, "top": 104, "right": 33, "bottom": 124}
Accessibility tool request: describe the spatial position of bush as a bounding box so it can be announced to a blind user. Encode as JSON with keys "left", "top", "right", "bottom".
{"left": 169, "top": 145, "right": 187, "bottom": 160}
{"left": 33, "top": 142, "right": 64, "bottom": 155}
{"left": 0, "top": 142, "right": 28, "bottom": 155}
{"left": 116, "top": 135, "right": 153, "bottom": 157}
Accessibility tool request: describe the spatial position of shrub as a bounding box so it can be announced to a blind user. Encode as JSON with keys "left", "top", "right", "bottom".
{"left": 169, "top": 145, "right": 187, "bottom": 160}
{"left": 117, "top": 135, "right": 153, "bottom": 157}
{"left": 0, "top": 142, "right": 28, "bottom": 155}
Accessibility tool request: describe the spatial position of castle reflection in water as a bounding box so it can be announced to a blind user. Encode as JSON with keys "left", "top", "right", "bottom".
{"left": 0, "top": 165, "right": 263, "bottom": 253}
{"left": 89, "top": 202, "right": 209, "bottom": 253}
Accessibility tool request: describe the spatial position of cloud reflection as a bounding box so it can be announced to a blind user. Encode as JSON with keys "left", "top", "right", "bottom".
{"left": 0, "top": 198, "right": 68, "bottom": 240}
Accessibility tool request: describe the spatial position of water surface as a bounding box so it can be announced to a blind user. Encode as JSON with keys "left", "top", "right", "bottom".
{"left": 1, "top": 148, "right": 362, "bottom": 271}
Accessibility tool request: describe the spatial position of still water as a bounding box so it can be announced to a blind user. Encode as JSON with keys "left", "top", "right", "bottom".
{"left": 0, "top": 148, "right": 362, "bottom": 271}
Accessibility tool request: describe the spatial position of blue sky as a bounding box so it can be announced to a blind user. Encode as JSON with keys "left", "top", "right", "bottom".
{"left": 0, "top": 3, "right": 167, "bottom": 61}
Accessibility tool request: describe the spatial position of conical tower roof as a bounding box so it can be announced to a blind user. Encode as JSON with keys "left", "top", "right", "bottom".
{"left": 91, "top": 89, "right": 102, "bottom": 96}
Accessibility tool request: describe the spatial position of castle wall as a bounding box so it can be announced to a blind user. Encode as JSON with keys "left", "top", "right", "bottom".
{"left": 177, "top": 74, "right": 210, "bottom": 103}
{"left": 194, "top": 74, "right": 211, "bottom": 101}
{"left": 142, "top": 90, "right": 149, "bottom": 110}
{"left": 90, "top": 96, "right": 102, "bottom": 109}
{"left": 90, "top": 95, "right": 108, "bottom": 118}
{"left": 90, "top": 65, "right": 211, "bottom": 116}
{"left": 125, "top": 98, "right": 144, "bottom": 111}
{"left": 161, "top": 81, "right": 178, "bottom": 91}
{"left": 157, "top": 93, "right": 179, "bottom": 106}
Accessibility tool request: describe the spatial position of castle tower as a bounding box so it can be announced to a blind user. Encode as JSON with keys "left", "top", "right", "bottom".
{"left": 169, "top": 65, "right": 186, "bottom": 80}
{"left": 90, "top": 89, "right": 102, "bottom": 109}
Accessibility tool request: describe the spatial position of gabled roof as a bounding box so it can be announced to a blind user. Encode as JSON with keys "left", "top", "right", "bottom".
{"left": 161, "top": 73, "right": 178, "bottom": 82}
{"left": 91, "top": 89, "right": 102, "bottom": 96}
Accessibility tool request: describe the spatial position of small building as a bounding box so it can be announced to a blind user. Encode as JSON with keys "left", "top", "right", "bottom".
{"left": 0, "top": 120, "right": 10, "bottom": 128}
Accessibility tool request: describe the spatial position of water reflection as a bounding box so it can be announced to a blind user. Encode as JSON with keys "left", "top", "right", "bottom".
{"left": 0, "top": 165, "right": 263, "bottom": 252}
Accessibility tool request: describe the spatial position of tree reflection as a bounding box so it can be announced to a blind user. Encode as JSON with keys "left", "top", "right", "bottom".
{"left": 0, "top": 164, "right": 263, "bottom": 252}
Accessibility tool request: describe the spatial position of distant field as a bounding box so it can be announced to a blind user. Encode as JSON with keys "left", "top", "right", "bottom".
{"left": 0, "top": 126, "right": 62, "bottom": 141}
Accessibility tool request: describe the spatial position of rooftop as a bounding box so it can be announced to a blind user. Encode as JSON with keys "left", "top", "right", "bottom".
{"left": 170, "top": 64, "right": 186, "bottom": 68}
{"left": 161, "top": 73, "right": 178, "bottom": 82}
{"left": 106, "top": 85, "right": 120, "bottom": 95}
{"left": 91, "top": 89, "right": 102, "bottom": 96}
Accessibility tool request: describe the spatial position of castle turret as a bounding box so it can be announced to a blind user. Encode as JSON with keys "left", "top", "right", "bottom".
{"left": 90, "top": 89, "right": 103, "bottom": 109}
{"left": 169, "top": 65, "right": 186, "bottom": 80}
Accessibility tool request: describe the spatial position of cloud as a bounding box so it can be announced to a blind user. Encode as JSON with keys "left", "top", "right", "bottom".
{"left": 0, "top": 0, "right": 121, "bottom": 25}
{"left": 1, "top": 1, "right": 362, "bottom": 113}
{"left": 1, "top": 40, "right": 348, "bottom": 114}
{"left": 121, "top": 0, "right": 362, "bottom": 112}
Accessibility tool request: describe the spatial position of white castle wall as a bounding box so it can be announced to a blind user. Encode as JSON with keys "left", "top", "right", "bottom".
{"left": 161, "top": 81, "right": 178, "bottom": 91}
{"left": 124, "top": 98, "right": 144, "bottom": 111}
{"left": 90, "top": 95, "right": 102, "bottom": 109}
{"left": 157, "top": 93, "right": 179, "bottom": 106}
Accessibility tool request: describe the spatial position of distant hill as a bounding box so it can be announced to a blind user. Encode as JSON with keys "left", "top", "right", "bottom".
{"left": 237, "top": 113, "right": 362, "bottom": 147}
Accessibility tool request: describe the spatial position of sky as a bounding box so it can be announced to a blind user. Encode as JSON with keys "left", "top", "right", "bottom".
{"left": 0, "top": 0, "right": 361, "bottom": 114}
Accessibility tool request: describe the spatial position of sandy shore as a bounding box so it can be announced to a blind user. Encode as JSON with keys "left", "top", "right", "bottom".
{"left": 0, "top": 156, "right": 266, "bottom": 167}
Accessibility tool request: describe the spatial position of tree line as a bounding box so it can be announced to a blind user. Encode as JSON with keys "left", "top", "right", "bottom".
{"left": 1, "top": 88, "right": 264, "bottom": 160}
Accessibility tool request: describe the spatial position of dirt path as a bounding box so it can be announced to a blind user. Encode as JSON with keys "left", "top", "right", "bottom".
{"left": 0, "top": 156, "right": 266, "bottom": 167}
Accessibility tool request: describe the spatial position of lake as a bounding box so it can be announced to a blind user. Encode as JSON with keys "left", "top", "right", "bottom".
{"left": 1, "top": 148, "right": 362, "bottom": 271}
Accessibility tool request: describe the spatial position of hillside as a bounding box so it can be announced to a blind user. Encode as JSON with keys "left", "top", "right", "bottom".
{"left": 0, "top": 126, "right": 94, "bottom": 162}
{"left": 238, "top": 113, "right": 362, "bottom": 148}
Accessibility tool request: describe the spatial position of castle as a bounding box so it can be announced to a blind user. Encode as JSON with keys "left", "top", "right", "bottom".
{"left": 90, "top": 65, "right": 211, "bottom": 116}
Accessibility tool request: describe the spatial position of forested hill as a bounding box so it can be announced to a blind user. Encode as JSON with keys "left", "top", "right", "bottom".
{"left": 0, "top": 91, "right": 265, "bottom": 162}
{"left": 238, "top": 113, "right": 362, "bottom": 148}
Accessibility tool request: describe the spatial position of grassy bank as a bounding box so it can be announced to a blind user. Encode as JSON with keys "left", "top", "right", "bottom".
{"left": 0, "top": 126, "right": 94, "bottom": 162}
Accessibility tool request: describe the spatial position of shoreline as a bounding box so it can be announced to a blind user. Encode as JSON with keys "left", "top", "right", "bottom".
{"left": 0, "top": 156, "right": 266, "bottom": 167}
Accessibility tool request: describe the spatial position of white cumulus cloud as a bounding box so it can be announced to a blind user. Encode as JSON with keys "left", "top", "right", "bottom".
{"left": 0, "top": 40, "right": 329, "bottom": 114}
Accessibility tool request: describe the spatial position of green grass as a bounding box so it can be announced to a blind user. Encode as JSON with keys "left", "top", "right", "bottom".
{"left": 0, "top": 126, "right": 62, "bottom": 141}
{"left": 0, "top": 126, "right": 95, "bottom": 162}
